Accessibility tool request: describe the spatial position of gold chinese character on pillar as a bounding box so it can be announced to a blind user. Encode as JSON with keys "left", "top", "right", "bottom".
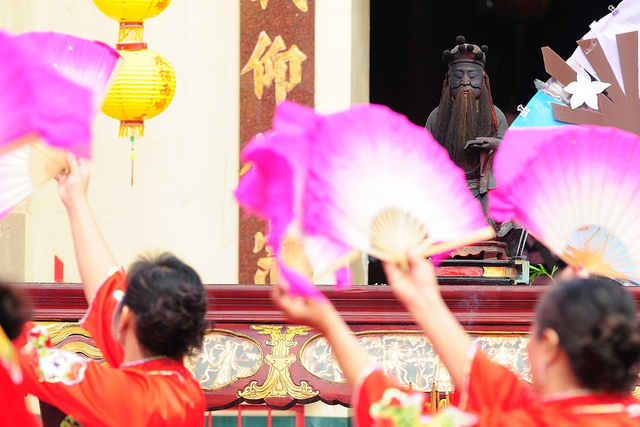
{"left": 241, "top": 31, "right": 307, "bottom": 104}
{"left": 239, "top": 0, "right": 314, "bottom": 285}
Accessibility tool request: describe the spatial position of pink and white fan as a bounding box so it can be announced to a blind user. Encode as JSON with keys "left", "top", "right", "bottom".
{"left": 0, "top": 30, "right": 93, "bottom": 156}
{"left": 489, "top": 125, "right": 640, "bottom": 282}
{"left": 274, "top": 101, "right": 495, "bottom": 269}
{"left": 12, "top": 31, "right": 123, "bottom": 156}
{"left": 0, "top": 31, "right": 121, "bottom": 221}
{"left": 236, "top": 131, "right": 354, "bottom": 298}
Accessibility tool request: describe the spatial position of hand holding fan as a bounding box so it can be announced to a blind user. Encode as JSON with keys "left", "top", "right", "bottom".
{"left": 274, "top": 101, "right": 495, "bottom": 269}
{"left": 489, "top": 125, "right": 640, "bottom": 282}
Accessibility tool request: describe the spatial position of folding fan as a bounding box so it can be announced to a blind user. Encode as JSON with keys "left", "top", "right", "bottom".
{"left": 0, "top": 30, "right": 93, "bottom": 156}
{"left": 0, "top": 32, "right": 123, "bottom": 222}
{"left": 12, "top": 31, "right": 124, "bottom": 156}
{"left": 0, "top": 142, "right": 68, "bottom": 221}
{"left": 489, "top": 125, "right": 640, "bottom": 282}
{"left": 273, "top": 101, "right": 495, "bottom": 268}
{"left": 236, "top": 131, "right": 355, "bottom": 297}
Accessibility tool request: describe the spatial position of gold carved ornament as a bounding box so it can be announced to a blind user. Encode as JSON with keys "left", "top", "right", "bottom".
{"left": 238, "top": 325, "right": 319, "bottom": 400}
{"left": 38, "top": 322, "right": 105, "bottom": 363}
{"left": 253, "top": 231, "right": 279, "bottom": 285}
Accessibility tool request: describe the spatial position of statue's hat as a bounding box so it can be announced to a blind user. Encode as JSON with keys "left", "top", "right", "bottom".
{"left": 443, "top": 35, "right": 488, "bottom": 68}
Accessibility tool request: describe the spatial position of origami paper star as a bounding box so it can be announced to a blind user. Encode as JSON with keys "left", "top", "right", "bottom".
{"left": 563, "top": 68, "right": 611, "bottom": 110}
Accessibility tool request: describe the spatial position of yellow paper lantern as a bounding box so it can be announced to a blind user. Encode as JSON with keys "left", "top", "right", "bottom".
{"left": 102, "top": 43, "right": 176, "bottom": 139}
{"left": 92, "top": 0, "right": 173, "bottom": 41}
{"left": 92, "top": 0, "right": 172, "bottom": 22}
{"left": 92, "top": 0, "right": 175, "bottom": 185}
{"left": 101, "top": 43, "right": 175, "bottom": 184}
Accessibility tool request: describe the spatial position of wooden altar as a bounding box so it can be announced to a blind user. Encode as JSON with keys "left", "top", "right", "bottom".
{"left": 22, "top": 280, "right": 639, "bottom": 414}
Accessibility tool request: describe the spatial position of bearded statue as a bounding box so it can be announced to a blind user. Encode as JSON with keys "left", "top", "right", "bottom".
{"left": 426, "top": 36, "right": 517, "bottom": 257}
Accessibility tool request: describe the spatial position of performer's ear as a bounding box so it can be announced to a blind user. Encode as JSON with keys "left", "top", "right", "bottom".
{"left": 539, "top": 327, "right": 561, "bottom": 363}
{"left": 115, "top": 305, "right": 134, "bottom": 342}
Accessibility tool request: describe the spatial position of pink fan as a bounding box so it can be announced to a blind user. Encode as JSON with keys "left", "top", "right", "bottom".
{"left": 237, "top": 131, "right": 354, "bottom": 297}
{"left": 12, "top": 31, "right": 123, "bottom": 157}
{"left": 489, "top": 125, "right": 640, "bottom": 281}
{"left": 0, "top": 30, "right": 93, "bottom": 156}
{"left": 0, "top": 31, "right": 120, "bottom": 221}
{"left": 274, "top": 101, "right": 495, "bottom": 268}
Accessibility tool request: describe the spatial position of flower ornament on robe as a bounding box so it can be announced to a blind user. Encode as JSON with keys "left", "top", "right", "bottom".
{"left": 563, "top": 68, "right": 611, "bottom": 110}
{"left": 370, "top": 388, "right": 478, "bottom": 427}
{"left": 21, "top": 326, "right": 88, "bottom": 386}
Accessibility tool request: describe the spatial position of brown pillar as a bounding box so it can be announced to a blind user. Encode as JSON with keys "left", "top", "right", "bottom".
{"left": 239, "top": 0, "right": 315, "bottom": 284}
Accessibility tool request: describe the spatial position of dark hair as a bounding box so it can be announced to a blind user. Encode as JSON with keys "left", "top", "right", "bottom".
{"left": 122, "top": 253, "right": 208, "bottom": 358}
{"left": 0, "top": 283, "right": 31, "bottom": 340}
{"left": 535, "top": 278, "right": 640, "bottom": 392}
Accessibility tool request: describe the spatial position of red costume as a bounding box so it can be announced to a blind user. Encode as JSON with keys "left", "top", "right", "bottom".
{"left": 17, "top": 268, "right": 206, "bottom": 427}
{"left": 355, "top": 346, "right": 640, "bottom": 426}
{"left": 0, "top": 326, "right": 41, "bottom": 427}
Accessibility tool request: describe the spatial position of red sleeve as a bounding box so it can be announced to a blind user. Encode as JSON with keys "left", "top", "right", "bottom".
{"left": 462, "top": 348, "right": 534, "bottom": 417}
{"left": 80, "top": 268, "right": 126, "bottom": 367}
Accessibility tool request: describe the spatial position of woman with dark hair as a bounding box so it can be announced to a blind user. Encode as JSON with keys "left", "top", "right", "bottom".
{"left": 15, "top": 156, "right": 208, "bottom": 426}
{"left": 273, "top": 252, "right": 640, "bottom": 426}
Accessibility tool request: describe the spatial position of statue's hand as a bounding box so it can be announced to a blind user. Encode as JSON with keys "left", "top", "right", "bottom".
{"left": 464, "top": 137, "right": 497, "bottom": 151}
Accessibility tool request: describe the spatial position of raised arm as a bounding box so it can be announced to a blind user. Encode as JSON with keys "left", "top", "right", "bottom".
{"left": 271, "top": 286, "right": 370, "bottom": 387}
{"left": 57, "top": 156, "right": 117, "bottom": 302}
{"left": 383, "top": 252, "right": 471, "bottom": 388}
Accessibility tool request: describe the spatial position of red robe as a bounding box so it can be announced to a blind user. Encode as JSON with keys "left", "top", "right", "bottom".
{"left": 355, "top": 346, "right": 640, "bottom": 426}
{"left": 17, "top": 268, "right": 206, "bottom": 427}
{"left": 0, "top": 326, "right": 41, "bottom": 427}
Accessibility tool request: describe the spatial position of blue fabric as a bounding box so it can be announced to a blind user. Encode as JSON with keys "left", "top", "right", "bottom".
{"left": 510, "top": 91, "right": 568, "bottom": 129}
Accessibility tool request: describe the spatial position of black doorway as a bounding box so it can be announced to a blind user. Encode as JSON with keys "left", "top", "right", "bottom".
{"left": 370, "top": 0, "right": 615, "bottom": 126}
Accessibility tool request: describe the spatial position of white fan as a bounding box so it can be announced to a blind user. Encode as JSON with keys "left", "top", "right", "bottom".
{"left": 489, "top": 125, "right": 640, "bottom": 282}
{"left": 277, "top": 101, "right": 495, "bottom": 268}
{"left": 237, "top": 101, "right": 495, "bottom": 295}
{"left": 0, "top": 143, "right": 67, "bottom": 220}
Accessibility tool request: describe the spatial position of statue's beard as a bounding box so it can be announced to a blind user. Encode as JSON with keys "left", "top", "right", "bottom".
{"left": 433, "top": 87, "right": 494, "bottom": 178}
{"left": 442, "top": 90, "right": 480, "bottom": 175}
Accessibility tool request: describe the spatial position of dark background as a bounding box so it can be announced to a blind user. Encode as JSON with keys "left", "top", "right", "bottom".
{"left": 370, "top": 0, "right": 615, "bottom": 126}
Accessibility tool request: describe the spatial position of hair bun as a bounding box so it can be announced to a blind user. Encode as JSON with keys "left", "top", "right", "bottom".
{"left": 136, "top": 283, "right": 207, "bottom": 358}
{"left": 579, "top": 314, "right": 640, "bottom": 391}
